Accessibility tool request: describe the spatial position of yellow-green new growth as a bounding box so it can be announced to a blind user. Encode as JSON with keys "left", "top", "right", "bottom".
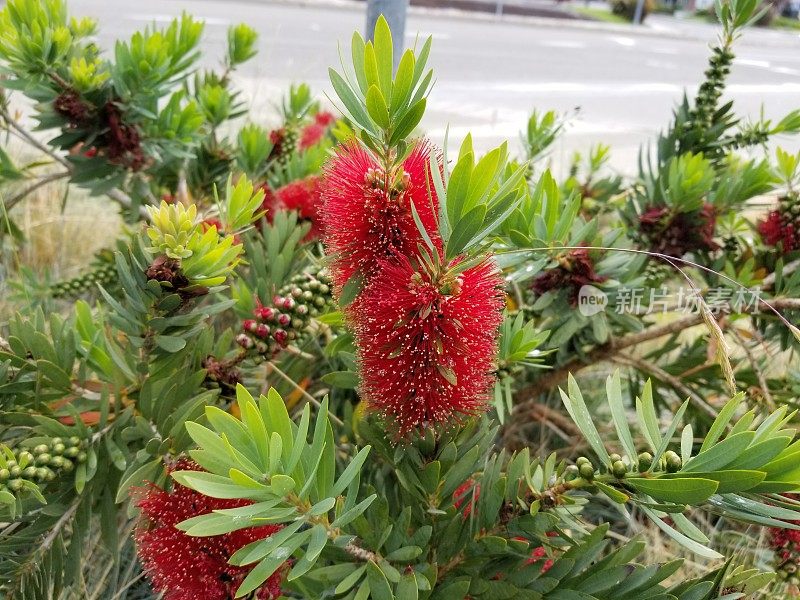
{"left": 181, "top": 225, "right": 243, "bottom": 288}
{"left": 146, "top": 201, "right": 198, "bottom": 259}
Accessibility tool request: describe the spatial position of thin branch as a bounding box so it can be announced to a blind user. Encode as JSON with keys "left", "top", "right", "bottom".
{"left": 0, "top": 109, "right": 71, "bottom": 169}
{"left": 2, "top": 171, "right": 70, "bottom": 211}
{"left": 508, "top": 297, "right": 800, "bottom": 426}
{"left": 613, "top": 353, "right": 718, "bottom": 419}
{"left": 106, "top": 188, "right": 151, "bottom": 220}
{"left": 730, "top": 327, "right": 775, "bottom": 410}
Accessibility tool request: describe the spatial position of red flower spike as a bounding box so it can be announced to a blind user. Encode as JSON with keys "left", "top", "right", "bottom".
{"left": 355, "top": 254, "right": 504, "bottom": 437}
{"left": 321, "top": 140, "right": 442, "bottom": 299}
{"left": 759, "top": 210, "right": 798, "bottom": 252}
{"left": 135, "top": 459, "right": 285, "bottom": 600}
{"left": 299, "top": 122, "right": 327, "bottom": 150}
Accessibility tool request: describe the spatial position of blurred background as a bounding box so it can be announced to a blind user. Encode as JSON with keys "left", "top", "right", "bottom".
{"left": 64, "top": 0, "right": 800, "bottom": 176}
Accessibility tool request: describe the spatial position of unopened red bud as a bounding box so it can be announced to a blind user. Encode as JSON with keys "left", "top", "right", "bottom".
{"left": 255, "top": 324, "right": 270, "bottom": 338}
{"left": 235, "top": 333, "right": 253, "bottom": 349}
{"left": 243, "top": 319, "right": 257, "bottom": 332}
{"left": 273, "top": 329, "right": 288, "bottom": 345}
{"left": 255, "top": 307, "right": 274, "bottom": 321}
{"left": 278, "top": 314, "right": 291, "bottom": 327}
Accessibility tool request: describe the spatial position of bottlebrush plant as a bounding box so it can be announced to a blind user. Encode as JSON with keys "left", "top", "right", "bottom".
{"left": 1, "top": 0, "right": 800, "bottom": 599}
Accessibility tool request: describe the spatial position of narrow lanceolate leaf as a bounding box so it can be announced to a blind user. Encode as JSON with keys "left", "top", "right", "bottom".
{"left": 560, "top": 375, "right": 611, "bottom": 465}
{"left": 641, "top": 506, "right": 723, "bottom": 559}
{"left": 627, "top": 476, "right": 718, "bottom": 505}
{"left": 701, "top": 393, "right": 743, "bottom": 452}
{"left": 606, "top": 371, "right": 637, "bottom": 461}
{"left": 682, "top": 431, "right": 754, "bottom": 472}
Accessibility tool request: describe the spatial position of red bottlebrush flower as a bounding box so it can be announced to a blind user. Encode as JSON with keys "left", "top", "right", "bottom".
{"left": 355, "top": 254, "right": 504, "bottom": 437}
{"left": 135, "top": 458, "right": 285, "bottom": 600}
{"left": 315, "top": 111, "right": 336, "bottom": 127}
{"left": 531, "top": 247, "right": 607, "bottom": 305}
{"left": 638, "top": 203, "right": 719, "bottom": 257}
{"left": 275, "top": 176, "right": 324, "bottom": 240}
{"left": 321, "top": 140, "right": 441, "bottom": 296}
{"left": 299, "top": 122, "right": 327, "bottom": 150}
{"left": 453, "top": 479, "right": 481, "bottom": 518}
{"left": 759, "top": 210, "right": 798, "bottom": 252}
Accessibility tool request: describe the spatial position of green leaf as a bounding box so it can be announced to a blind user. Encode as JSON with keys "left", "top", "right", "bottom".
{"left": 366, "top": 84, "right": 390, "bottom": 129}
{"left": 396, "top": 573, "right": 419, "bottom": 600}
{"left": 332, "top": 445, "right": 371, "bottom": 496}
{"left": 701, "top": 393, "right": 743, "bottom": 452}
{"left": 606, "top": 371, "right": 637, "bottom": 461}
{"left": 366, "top": 560, "right": 394, "bottom": 600}
{"left": 627, "top": 476, "right": 718, "bottom": 504}
{"left": 560, "top": 375, "right": 611, "bottom": 465}
{"left": 683, "top": 431, "right": 755, "bottom": 473}
{"left": 662, "top": 470, "right": 765, "bottom": 494}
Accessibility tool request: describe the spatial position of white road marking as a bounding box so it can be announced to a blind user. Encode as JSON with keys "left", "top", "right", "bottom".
{"left": 734, "top": 58, "right": 771, "bottom": 69}
{"left": 609, "top": 36, "right": 636, "bottom": 47}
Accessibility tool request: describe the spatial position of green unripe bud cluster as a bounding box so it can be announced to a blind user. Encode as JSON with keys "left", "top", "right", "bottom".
{"left": 50, "top": 251, "right": 117, "bottom": 299}
{"left": 0, "top": 435, "right": 87, "bottom": 497}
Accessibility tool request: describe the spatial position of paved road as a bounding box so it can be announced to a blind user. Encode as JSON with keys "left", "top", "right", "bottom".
{"left": 67, "top": 0, "right": 800, "bottom": 174}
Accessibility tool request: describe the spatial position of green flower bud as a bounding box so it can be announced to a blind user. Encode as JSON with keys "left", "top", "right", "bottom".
{"left": 33, "top": 444, "right": 49, "bottom": 456}
{"left": 665, "top": 451, "right": 682, "bottom": 473}
{"left": 52, "top": 443, "right": 66, "bottom": 455}
{"left": 579, "top": 463, "right": 595, "bottom": 480}
{"left": 0, "top": 468, "right": 9, "bottom": 481}
{"left": 9, "top": 466, "right": 21, "bottom": 478}
{"left": 35, "top": 454, "right": 51, "bottom": 466}
{"left": 8, "top": 479, "right": 24, "bottom": 492}
{"left": 637, "top": 452, "right": 653, "bottom": 471}
{"left": 564, "top": 465, "right": 579, "bottom": 481}
{"left": 612, "top": 460, "right": 627, "bottom": 479}
{"left": 76, "top": 451, "right": 88, "bottom": 463}
{"left": 23, "top": 466, "right": 37, "bottom": 479}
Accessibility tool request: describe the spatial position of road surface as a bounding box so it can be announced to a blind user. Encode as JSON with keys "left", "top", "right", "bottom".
{"left": 67, "top": 0, "right": 800, "bottom": 175}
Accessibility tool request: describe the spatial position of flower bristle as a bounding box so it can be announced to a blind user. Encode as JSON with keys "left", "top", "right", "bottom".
{"left": 354, "top": 254, "right": 504, "bottom": 437}
{"left": 759, "top": 208, "right": 799, "bottom": 253}
{"left": 321, "top": 140, "right": 441, "bottom": 298}
{"left": 135, "top": 458, "right": 284, "bottom": 600}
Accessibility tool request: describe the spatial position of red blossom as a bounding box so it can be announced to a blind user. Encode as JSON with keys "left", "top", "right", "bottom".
{"left": 321, "top": 140, "right": 441, "bottom": 297}
{"left": 135, "top": 459, "right": 285, "bottom": 600}
{"left": 354, "top": 254, "right": 504, "bottom": 436}
{"left": 315, "top": 111, "right": 336, "bottom": 127}
{"left": 531, "top": 247, "right": 607, "bottom": 305}
{"left": 638, "top": 203, "right": 719, "bottom": 257}
{"left": 275, "top": 176, "right": 324, "bottom": 239}
{"left": 759, "top": 210, "right": 798, "bottom": 252}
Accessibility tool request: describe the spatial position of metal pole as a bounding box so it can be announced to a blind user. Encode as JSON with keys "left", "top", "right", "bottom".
{"left": 632, "top": 0, "right": 646, "bottom": 23}
{"left": 496, "top": 0, "right": 505, "bottom": 17}
{"left": 365, "top": 0, "right": 409, "bottom": 69}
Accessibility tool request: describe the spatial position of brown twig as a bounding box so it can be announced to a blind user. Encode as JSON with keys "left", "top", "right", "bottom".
{"left": 508, "top": 297, "right": 800, "bottom": 433}
{"left": 613, "top": 353, "right": 718, "bottom": 418}
{"left": 2, "top": 171, "right": 70, "bottom": 211}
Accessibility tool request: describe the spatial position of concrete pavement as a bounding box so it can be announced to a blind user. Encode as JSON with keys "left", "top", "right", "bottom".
{"left": 66, "top": 0, "right": 800, "bottom": 175}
